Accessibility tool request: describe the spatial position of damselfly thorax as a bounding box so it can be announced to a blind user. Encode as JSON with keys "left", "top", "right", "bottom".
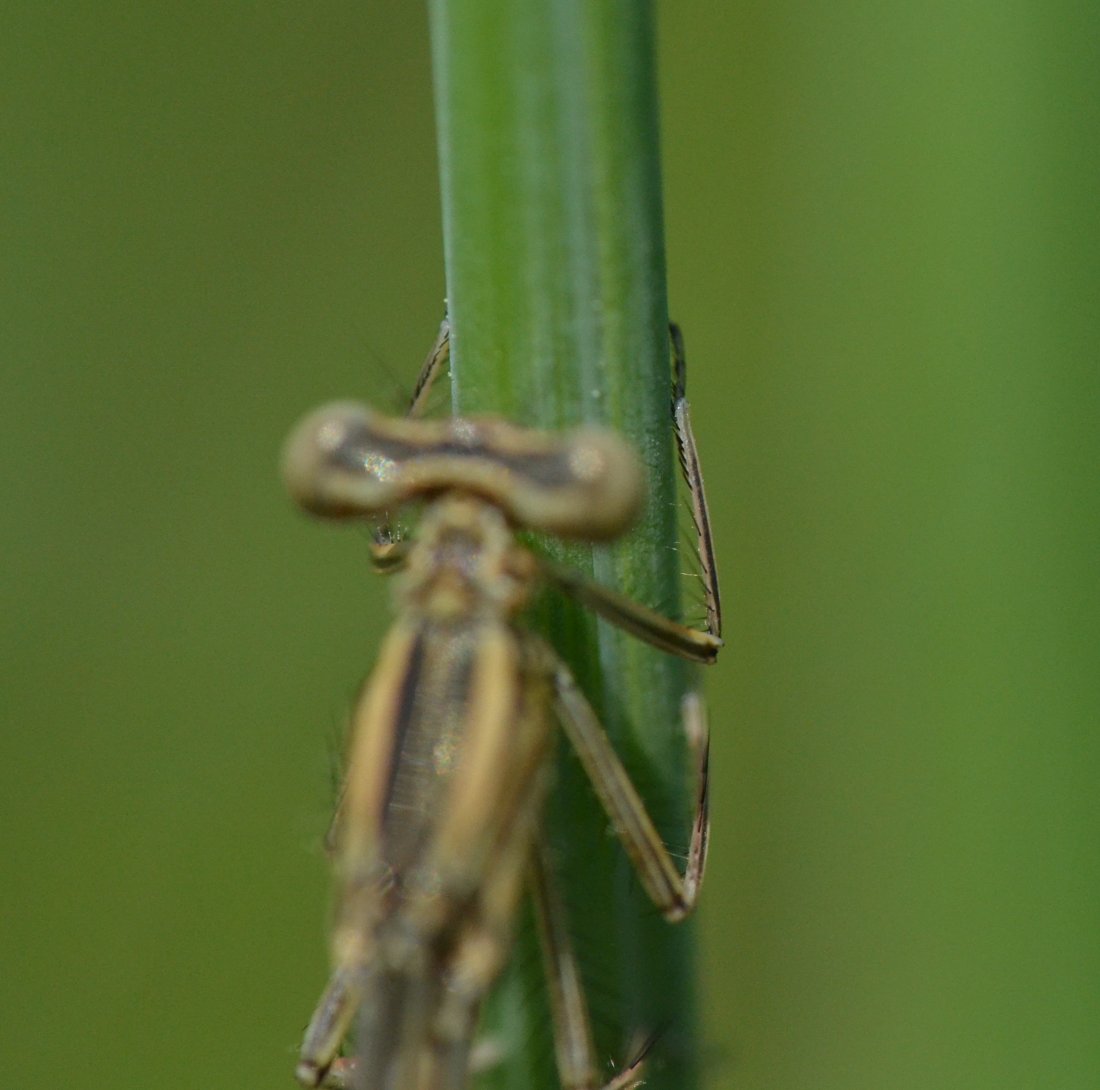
{"left": 284, "top": 322, "right": 722, "bottom": 1090}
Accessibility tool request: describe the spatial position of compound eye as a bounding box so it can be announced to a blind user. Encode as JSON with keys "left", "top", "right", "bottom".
{"left": 282, "top": 402, "right": 400, "bottom": 517}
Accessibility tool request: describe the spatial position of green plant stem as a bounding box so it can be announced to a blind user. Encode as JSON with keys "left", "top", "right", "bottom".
{"left": 428, "top": 3, "right": 697, "bottom": 1089}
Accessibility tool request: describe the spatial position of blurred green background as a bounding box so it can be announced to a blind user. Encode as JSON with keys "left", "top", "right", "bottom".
{"left": 3, "top": 3, "right": 1098, "bottom": 1089}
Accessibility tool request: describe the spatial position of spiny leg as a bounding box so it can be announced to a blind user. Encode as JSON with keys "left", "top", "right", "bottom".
{"left": 538, "top": 324, "right": 722, "bottom": 664}
{"left": 368, "top": 316, "right": 452, "bottom": 571}
{"left": 538, "top": 557, "right": 721, "bottom": 664}
{"left": 405, "top": 316, "right": 452, "bottom": 420}
{"left": 669, "top": 323, "right": 721, "bottom": 641}
{"left": 543, "top": 644, "right": 711, "bottom": 923}
{"left": 534, "top": 324, "right": 718, "bottom": 958}
{"left": 530, "top": 838, "right": 648, "bottom": 1090}
{"left": 529, "top": 838, "right": 598, "bottom": 1090}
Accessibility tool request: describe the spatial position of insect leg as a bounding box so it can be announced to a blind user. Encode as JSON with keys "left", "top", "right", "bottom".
{"left": 530, "top": 838, "right": 648, "bottom": 1090}
{"left": 543, "top": 645, "right": 710, "bottom": 923}
{"left": 296, "top": 964, "right": 365, "bottom": 1088}
{"left": 406, "top": 316, "right": 451, "bottom": 420}
{"left": 539, "top": 324, "right": 723, "bottom": 663}
{"left": 529, "top": 836, "right": 599, "bottom": 1090}
{"left": 540, "top": 559, "right": 721, "bottom": 664}
{"left": 669, "top": 323, "right": 721, "bottom": 641}
{"left": 295, "top": 904, "right": 425, "bottom": 1090}
{"left": 367, "top": 317, "right": 452, "bottom": 572}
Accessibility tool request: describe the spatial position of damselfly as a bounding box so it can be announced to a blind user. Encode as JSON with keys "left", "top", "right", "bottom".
{"left": 283, "top": 323, "right": 722, "bottom": 1090}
